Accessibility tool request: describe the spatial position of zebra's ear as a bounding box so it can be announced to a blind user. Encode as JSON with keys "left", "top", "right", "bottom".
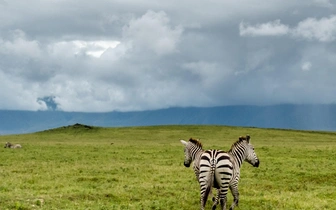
{"left": 180, "top": 140, "right": 188, "bottom": 146}
{"left": 246, "top": 135, "right": 250, "bottom": 142}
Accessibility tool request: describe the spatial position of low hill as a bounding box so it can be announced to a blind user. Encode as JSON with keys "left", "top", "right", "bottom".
{"left": 1, "top": 104, "right": 336, "bottom": 134}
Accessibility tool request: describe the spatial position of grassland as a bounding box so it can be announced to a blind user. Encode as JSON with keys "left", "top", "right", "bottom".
{"left": 1, "top": 124, "right": 336, "bottom": 210}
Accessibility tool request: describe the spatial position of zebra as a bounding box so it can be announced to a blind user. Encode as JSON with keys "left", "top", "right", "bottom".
{"left": 4, "top": 142, "right": 22, "bottom": 149}
{"left": 180, "top": 135, "right": 259, "bottom": 210}
{"left": 180, "top": 138, "right": 203, "bottom": 180}
{"left": 180, "top": 138, "right": 221, "bottom": 207}
{"left": 200, "top": 135, "right": 259, "bottom": 210}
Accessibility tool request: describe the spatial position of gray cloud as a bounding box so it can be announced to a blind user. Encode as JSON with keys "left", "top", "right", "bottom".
{"left": 0, "top": 0, "right": 336, "bottom": 112}
{"left": 240, "top": 15, "right": 336, "bottom": 42}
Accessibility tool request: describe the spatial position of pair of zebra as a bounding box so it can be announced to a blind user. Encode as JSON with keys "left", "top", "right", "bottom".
{"left": 180, "top": 135, "right": 259, "bottom": 210}
{"left": 4, "top": 142, "right": 22, "bottom": 148}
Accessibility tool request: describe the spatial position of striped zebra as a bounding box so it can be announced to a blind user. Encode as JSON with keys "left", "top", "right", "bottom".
{"left": 4, "top": 142, "right": 22, "bottom": 149}
{"left": 201, "top": 135, "right": 259, "bottom": 210}
{"left": 180, "top": 138, "right": 220, "bottom": 207}
{"left": 181, "top": 136, "right": 259, "bottom": 210}
{"left": 180, "top": 138, "right": 203, "bottom": 180}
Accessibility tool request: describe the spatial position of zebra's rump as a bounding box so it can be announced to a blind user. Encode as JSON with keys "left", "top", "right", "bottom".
{"left": 199, "top": 150, "right": 233, "bottom": 188}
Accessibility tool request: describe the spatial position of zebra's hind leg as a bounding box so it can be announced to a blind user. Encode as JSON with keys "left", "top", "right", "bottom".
{"left": 200, "top": 185, "right": 211, "bottom": 210}
{"left": 229, "top": 185, "right": 239, "bottom": 210}
{"left": 218, "top": 188, "right": 228, "bottom": 210}
{"left": 200, "top": 195, "right": 209, "bottom": 210}
{"left": 211, "top": 189, "right": 220, "bottom": 210}
{"left": 219, "top": 196, "right": 227, "bottom": 210}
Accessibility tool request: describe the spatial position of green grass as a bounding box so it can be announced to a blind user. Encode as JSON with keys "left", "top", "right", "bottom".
{"left": 1, "top": 124, "right": 336, "bottom": 209}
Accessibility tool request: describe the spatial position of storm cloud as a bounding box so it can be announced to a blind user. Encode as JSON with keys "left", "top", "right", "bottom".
{"left": 1, "top": 0, "right": 335, "bottom": 112}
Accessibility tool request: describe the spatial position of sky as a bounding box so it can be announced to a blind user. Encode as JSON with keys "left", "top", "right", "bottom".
{"left": 1, "top": 0, "right": 336, "bottom": 112}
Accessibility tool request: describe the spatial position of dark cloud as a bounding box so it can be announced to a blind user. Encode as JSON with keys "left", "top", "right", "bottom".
{"left": 37, "top": 96, "right": 58, "bottom": 111}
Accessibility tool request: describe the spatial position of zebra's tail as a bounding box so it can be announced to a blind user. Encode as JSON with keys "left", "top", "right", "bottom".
{"left": 204, "top": 162, "right": 216, "bottom": 206}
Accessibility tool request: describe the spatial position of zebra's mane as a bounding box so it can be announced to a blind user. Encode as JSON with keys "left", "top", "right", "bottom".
{"left": 189, "top": 138, "right": 203, "bottom": 148}
{"left": 229, "top": 135, "right": 250, "bottom": 151}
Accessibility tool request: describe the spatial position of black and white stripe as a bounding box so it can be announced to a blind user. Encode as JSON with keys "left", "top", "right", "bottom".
{"left": 180, "top": 136, "right": 259, "bottom": 210}
{"left": 199, "top": 149, "right": 232, "bottom": 210}
{"left": 180, "top": 138, "right": 221, "bottom": 206}
{"left": 201, "top": 135, "right": 259, "bottom": 210}
{"left": 180, "top": 138, "right": 204, "bottom": 181}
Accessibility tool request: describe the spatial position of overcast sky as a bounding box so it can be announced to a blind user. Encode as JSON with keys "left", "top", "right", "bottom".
{"left": 1, "top": 0, "right": 336, "bottom": 112}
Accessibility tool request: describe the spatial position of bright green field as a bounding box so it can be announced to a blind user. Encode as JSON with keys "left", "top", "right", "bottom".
{"left": 1, "top": 124, "right": 336, "bottom": 210}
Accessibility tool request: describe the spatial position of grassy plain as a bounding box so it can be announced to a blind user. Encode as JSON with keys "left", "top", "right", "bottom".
{"left": 0, "top": 124, "right": 336, "bottom": 210}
